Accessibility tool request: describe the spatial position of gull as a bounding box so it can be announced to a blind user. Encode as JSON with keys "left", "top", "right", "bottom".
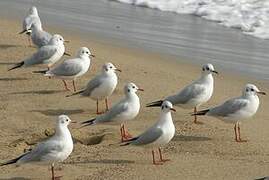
{"left": 33, "top": 47, "right": 95, "bottom": 92}
{"left": 122, "top": 101, "right": 176, "bottom": 165}
{"left": 30, "top": 20, "right": 52, "bottom": 48}
{"left": 8, "top": 34, "right": 66, "bottom": 71}
{"left": 0, "top": 115, "right": 74, "bottom": 180}
{"left": 81, "top": 82, "right": 143, "bottom": 141}
{"left": 19, "top": 6, "right": 41, "bottom": 46}
{"left": 147, "top": 63, "right": 218, "bottom": 124}
{"left": 67, "top": 62, "right": 120, "bottom": 113}
{"left": 193, "top": 84, "right": 265, "bottom": 142}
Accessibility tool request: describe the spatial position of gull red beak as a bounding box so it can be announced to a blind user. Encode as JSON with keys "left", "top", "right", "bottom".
{"left": 90, "top": 54, "right": 95, "bottom": 58}
{"left": 138, "top": 88, "right": 144, "bottom": 91}
{"left": 170, "top": 108, "right": 176, "bottom": 112}
{"left": 115, "top": 69, "right": 122, "bottom": 72}
{"left": 257, "top": 91, "right": 266, "bottom": 95}
{"left": 64, "top": 40, "right": 70, "bottom": 43}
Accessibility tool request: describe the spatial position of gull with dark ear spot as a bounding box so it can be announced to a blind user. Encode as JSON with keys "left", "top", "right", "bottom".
{"left": 19, "top": 6, "right": 41, "bottom": 46}
{"left": 80, "top": 82, "right": 143, "bottom": 142}
{"left": 147, "top": 63, "right": 218, "bottom": 124}
{"left": 122, "top": 101, "right": 176, "bottom": 165}
{"left": 0, "top": 115, "right": 73, "bottom": 180}
{"left": 33, "top": 47, "right": 94, "bottom": 92}
{"left": 8, "top": 34, "right": 66, "bottom": 71}
{"left": 67, "top": 62, "right": 119, "bottom": 112}
{"left": 193, "top": 84, "right": 265, "bottom": 142}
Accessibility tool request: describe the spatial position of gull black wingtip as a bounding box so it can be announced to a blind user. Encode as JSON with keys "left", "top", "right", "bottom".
{"left": 146, "top": 100, "right": 163, "bottom": 107}
{"left": 64, "top": 52, "right": 71, "bottom": 56}
{"left": 79, "top": 118, "right": 96, "bottom": 128}
{"left": 191, "top": 109, "right": 210, "bottom": 116}
{"left": 18, "top": 29, "right": 27, "bottom": 34}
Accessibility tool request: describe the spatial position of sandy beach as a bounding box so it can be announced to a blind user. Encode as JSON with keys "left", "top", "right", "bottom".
{"left": 0, "top": 18, "right": 269, "bottom": 180}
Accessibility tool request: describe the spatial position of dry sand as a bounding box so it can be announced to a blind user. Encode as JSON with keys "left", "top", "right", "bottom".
{"left": 0, "top": 18, "right": 269, "bottom": 180}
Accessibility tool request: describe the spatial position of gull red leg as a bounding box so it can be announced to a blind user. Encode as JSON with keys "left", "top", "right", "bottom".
{"left": 158, "top": 147, "right": 170, "bottom": 162}
{"left": 120, "top": 124, "right": 124, "bottom": 142}
{"left": 234, "top": 123, "right": 238, "bottom": 142}
{"left": 62, "top": 80, "right": 70, "bottom": 91}
{"left": 152, "top": 150, "right": 163, "bottom": 165}
{"left": 194, "top": 107, "right": 198, "bottom": 124}
{"left": 105, "top": 98, "right": 109, "bottom": 111}
{"left": 72, "top": 80, "right": 76, "bottom": 92}
{"left": 96, "top": 100, "right": 99, "bottom": 114}
{"left": 122, "top": 124, "right": 133, "bottom": 140}
{"left": 51, "top": 164, "right": 55, "bottom": 180}
{"left": 238, "top": 123, "right": 247, "bottom": 142}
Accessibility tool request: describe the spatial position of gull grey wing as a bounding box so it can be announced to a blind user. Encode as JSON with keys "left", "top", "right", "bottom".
{"left": 95, "top": 101, "right": 128, "bottom": 123}
{"left": 166, "top": 83, "right": 206, "bottom": 105}
{"left": 81, "top": 74, "right": 104, "bottom": 96}
{"left": 132, "top": 127, "right": 163, "bottom": 145}
{"left": 24, "top": 46, "right": 57, "bottom": 66}
{"left": 208, "top": 97, "right": 248, "bottom": 117}
{"left": 18, "top": 139, "right": 63, "bottom": 163}
{"left": 51, "top": 59, "right": 82, "bottom": 76}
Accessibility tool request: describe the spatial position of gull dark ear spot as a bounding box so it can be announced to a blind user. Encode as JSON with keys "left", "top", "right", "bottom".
{"left": 202, "top": 68, "right": 205, "bottom": 71}
{"left": 128, "top": 89, "right": 130, "bottom": 92}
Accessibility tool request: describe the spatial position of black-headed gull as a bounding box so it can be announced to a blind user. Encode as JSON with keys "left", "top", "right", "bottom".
{"left": 193, "top": 84, "right": 265, "bottom": 142}
{"left": 9, "top": 34, "right": 66, "bottom": 71}
{"left": 67, "top": 62, "right": 120, "bottom": 113}
{"left": 122, "top": 101, "right": 175, "bottom": 165}
{"left": 0, "top": 115, "right": 74, "bottom": 180}
{"left": 81, "top": 82, "right": 143, "bottom": 141}
{"left": 33, "top": 47, "right": 94, "bottom": 92}
{"left": 147, "top": 63, "right": 218, "bottom": 124}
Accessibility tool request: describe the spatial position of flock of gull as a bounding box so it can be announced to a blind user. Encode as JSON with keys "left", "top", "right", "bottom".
{"left": 0, "top": 6, "right": 266, "bottom": 180}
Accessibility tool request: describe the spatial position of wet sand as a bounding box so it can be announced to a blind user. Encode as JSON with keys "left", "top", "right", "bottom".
{"left": 0, "top": 18, "right": 269, "bottom": 180}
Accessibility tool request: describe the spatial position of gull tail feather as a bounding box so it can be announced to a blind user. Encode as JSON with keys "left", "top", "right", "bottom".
{"left": 146, "top": 100, "right": 163, "bottom": 107}
{"left": 191, "top": 109, "right": 210, "bottom": 116}
{"left": 8, "top": 62, "right": 24, "bottom": 71}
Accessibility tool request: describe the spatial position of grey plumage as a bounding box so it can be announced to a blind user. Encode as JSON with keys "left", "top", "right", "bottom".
{"left": 125, "top": 128, "right": 163, "bottom": 145}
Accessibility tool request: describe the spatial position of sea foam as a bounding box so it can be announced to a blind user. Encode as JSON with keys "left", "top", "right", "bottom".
{"left": 116, "top": 0, "right": 269, "bottom": 39}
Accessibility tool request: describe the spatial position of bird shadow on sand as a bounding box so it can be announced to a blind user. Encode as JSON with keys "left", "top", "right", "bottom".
{"left": 68, "top": 159, "right": 134, "bottom": 165}
{"left": 0, "top": 44, "right": 21, "bottom": 49}
{"left": 0, "top": 77, "right": 28, "bottom": 81}
{"left": 172, "top": 135, "right": 211, "bottom": 142}
{"left": 30, "top": 109, "right": 84, "bottom": 116}
{"left": 0, "top": 62, "right": 18, "bottom": 65}
{"left": 0, "top": 177, "right": 30, "bottom": 180}
{"left": 11, "top": 90, "right": 65, "bottom": 95}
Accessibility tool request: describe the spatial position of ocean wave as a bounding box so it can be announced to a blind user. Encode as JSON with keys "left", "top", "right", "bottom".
{"left": 116, "top": 0, "right": 269, "bottom": 39}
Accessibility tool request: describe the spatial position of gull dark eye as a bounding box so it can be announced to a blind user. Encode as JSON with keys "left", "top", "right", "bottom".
{"left": 110, "top": 66, "right": 112, "bottom": 69}
{"left": 132, "top": 86, "right": 135, "bottom": 88}
{"left": 86, "top": 51, "right": 89, "bottom": 54}
{"left": 165, "top": 105, "right": 168, "bottom": 108}
{"left": 206, "top": 67, "right": 210, "bottom": 70}
{"left": 251, "top": 88, "right": 254, "bottom": 91}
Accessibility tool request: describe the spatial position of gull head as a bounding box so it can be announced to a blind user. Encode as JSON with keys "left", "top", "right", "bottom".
{"left": 77, "top": 47, "right": 95, "bottom": 58}
{"left": 202, "top": 64, "right": 218, "bottom": 75}
{"left": 161, "top": 101, "right": 176, "bottom": 113}
{"left": 58, "top": 115, "right": 72, "bottom": 127}
{"left": 124, "top": 82, "right": 144, "bottom": 95}
{"left": 243, "top": 84, "right": 266, "bottom": 97}
{"left": 102, "top": 62, "right": 121, "bottom": 74}
{"left": 49, "top": 34, "right": 65, "bottom": 45}
{"left": 29, "top": 6, "right": 38, "bottom": 16}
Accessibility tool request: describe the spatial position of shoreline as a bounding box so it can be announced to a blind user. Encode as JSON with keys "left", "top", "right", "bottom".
{"left": 0, "top": 18, "right": 269, "bottom": 180}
